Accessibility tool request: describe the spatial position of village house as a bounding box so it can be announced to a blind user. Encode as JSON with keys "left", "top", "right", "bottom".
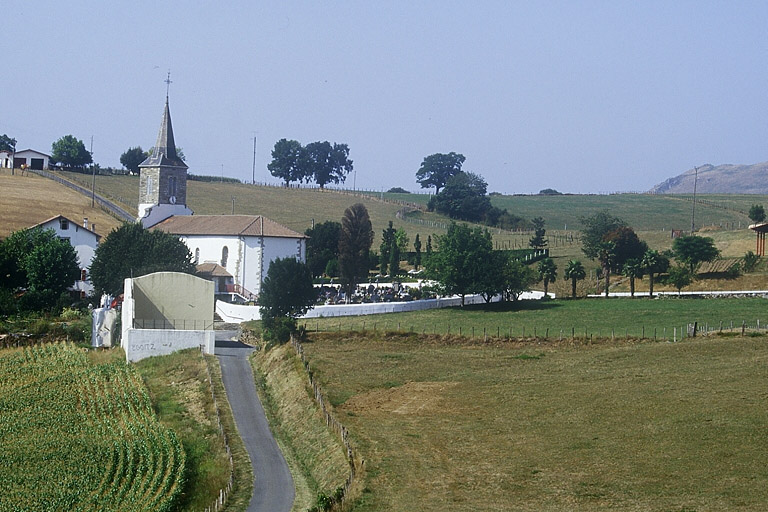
{"left": 1, "top": 149, "right": 50, "bottom": 170}
{"left": 138, "top": 94, "right": 306, "bottom": 302}
{"left": 30, "top": 215, "right": 100, "bottom": 297}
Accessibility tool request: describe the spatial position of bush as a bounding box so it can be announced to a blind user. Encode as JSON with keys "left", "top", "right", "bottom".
{"left": 386, "top": 187, "right": 410, "bottom": 193}
{"left": 261, "top": 316, "right": 296, "bottom": 344}
{"left": 743, "top": 251, "right": 760, "bottom": 272}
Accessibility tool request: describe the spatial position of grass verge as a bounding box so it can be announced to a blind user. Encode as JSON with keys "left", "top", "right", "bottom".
{"left": 250, "top": 343, "right": 350, "bottom": 511}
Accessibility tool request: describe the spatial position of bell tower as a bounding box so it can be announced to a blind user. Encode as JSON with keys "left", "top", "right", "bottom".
{"left": 138, "top": 73, "right": 193, "bottom": 227}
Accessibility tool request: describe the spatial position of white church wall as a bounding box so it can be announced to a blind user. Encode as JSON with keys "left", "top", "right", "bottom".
{"left": 261, "top": 236, "right": 306, "bottom": 284}
{"left": 242, "top": 236, "right": 263, "bottom": 295}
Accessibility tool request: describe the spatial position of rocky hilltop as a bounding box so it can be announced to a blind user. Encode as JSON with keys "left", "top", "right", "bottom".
{"left": 649, "top": 162, "right": 768, "bottom": 194}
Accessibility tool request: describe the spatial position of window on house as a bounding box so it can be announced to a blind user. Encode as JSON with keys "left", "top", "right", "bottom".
{"left": 221, "top": 246, "right": 228, "bottom": 267}
{"left": 59, "top": 218, "right": 69, "bottom": 230}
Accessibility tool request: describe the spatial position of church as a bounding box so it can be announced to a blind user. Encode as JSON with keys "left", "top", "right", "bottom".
{"left": 137, "top": 94, "right": 307, "bottom": 302}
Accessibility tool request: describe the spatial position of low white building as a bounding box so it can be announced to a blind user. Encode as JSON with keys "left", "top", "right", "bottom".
{"left": 31, "top": 215, "right": 101, "bottom": 297}
{"left": 1, "top": 149, "right": 50, "bottom": 170}
{"left": 151, "top": 214, "right": 307, "bottom": 301}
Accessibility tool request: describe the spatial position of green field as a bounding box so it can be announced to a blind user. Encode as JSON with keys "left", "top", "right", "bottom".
{"left": 299, "top": 331, "right": 768, "bottom": 511}
{"left": 298, "top": 297, "right": 768, "bottom": 340}
{"left": 0, "top": 343, "right": 185, "bottom": 512}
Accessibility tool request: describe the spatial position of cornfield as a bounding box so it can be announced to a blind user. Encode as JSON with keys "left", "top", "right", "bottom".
{"left": 0, "top": 343, "right": 185, "bottom": 512}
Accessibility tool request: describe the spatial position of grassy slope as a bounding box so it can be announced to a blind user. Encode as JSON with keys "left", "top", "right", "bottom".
{"left": 0, "top": 170, "right": 123, "bottom": 238}
{"left": 302, "top": 332, "right": 768, "bottom": 511}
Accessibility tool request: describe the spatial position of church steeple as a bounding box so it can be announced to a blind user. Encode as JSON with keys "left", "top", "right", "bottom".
{"left": 139, "top": 96, "right": 188, "bottom": 169}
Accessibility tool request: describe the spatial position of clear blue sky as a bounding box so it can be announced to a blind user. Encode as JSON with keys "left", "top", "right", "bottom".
{"left": 4, "top": 1, "right": 768, "bottom": 194}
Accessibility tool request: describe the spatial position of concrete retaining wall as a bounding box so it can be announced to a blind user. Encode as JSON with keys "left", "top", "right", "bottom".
{"left": 124, "top": 328, "right": 215, "bottom": 362}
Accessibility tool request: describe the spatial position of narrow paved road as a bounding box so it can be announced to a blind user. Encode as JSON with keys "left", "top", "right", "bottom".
{"left": 215, "top": 332, "right": 295, "bottom": 512}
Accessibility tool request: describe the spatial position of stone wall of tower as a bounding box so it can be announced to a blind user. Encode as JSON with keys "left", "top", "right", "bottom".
{"left": 157, "top": 167, "right": 188, "bottom": 205}
{"left": 139, "top": 168, "right": 160, "bottom": 205}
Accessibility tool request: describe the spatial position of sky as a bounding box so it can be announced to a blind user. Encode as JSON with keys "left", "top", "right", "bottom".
{"left": 4, "top": 1, "right": 768, "bottom": 194}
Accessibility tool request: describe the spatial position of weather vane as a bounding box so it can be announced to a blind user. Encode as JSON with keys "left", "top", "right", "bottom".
{"left": 165, "top": 70, "right": 172, "bottom": 97}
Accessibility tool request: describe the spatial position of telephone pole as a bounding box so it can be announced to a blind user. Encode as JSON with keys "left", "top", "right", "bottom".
{"left": 690, "top": 166, "right": 698, "bottom": 233}
{"left": 252, "top": 135, "right": 257, "bottom": 185}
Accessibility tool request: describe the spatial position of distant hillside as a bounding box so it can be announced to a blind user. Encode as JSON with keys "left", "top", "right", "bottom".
{"left": 650, "top": 162, "right": 768, "bottom": 194}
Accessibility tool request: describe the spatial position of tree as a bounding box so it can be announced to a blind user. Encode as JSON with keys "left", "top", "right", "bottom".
{"left": 259, "top": 257, "right": 316, "bottom": 319}
{"left": 120, "top": 146, "right": 148, "bottom": 174}
{"left": 305, "top": 221, "right": 341, "bottom": 277}
{"left": 338, "top": 204, "right": 374, "bottom": 297}
{"left": 581, "top": 210, "right": 626, "bottom": 260}
{"left": 641, "top": 249, "right": 669, "bottom": 297}
{"left": 672, "top": 235, "right": 720, "bottom": 274}
{"left": 389, "top": 241, "right": 401, "bottom": 277}
{"left": 621, "top": 258, "right": 644, "bottom": 297}
{"left": 50, "top": 135, "right": 93, "bottom": 170}
{"left": 500, "top": 258, "right": 537, "bottom": 302}
{"left": 89, "top": 223, "right": 195, "bottom": 296}
{"left": 305, "top": 141, "right": 353, "bottom": 189}
{"left": 748, "top": 204, "right": 766, "bottom": 224}
{"left": 0, "top": 227, "right": 79, "bottom": 311}
{"left": 596, "top": 241, "right": 616, "bottom": 297}
{"left": 667, "top": 265, "right": 693, "bottom": 294}
{"left": 413, "top": 234, "right": 422, "bottom": 270}
{"left": 604, "top": 227, "right": 647, "bottom": 273}
{"left": 0, "top": 134, "right": 16, "bottom": 152}
{"left": 537, "top": 257, "right": 557, "bottom": 297}
{"left": 529, "top": 217, "right": 547, "bottom": 249}
{"left": 416, "top": 152, "right": 465, "bottom": 194}
{"left": 563, "top": 259, "right": 586, "bottom": 298}
{"left": 394, "top": 228, "right": 409, "bottom": 253}
{"left": 428, "top": 171, "right": 491, "bottom": 222}
{"left": 379, "top": 221, "right": 396, "bottom": 276}
{"left": 268, "top": 139, "right": 307, "bottom": 186}
{"left": 426, "top": 222, "right": 494, "bottom": 306}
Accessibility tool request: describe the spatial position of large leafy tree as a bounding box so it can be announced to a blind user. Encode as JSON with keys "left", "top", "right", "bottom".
{"left": 338, "top": 204, "right": 374, "bottom": 296}
{"left": 428, "top": 171, "right": 492, "bottom": 222}
{"left": 500, "top": 258, "right": 537, "bottom": 302}
{"left": 0, "top": 134, "right": 16, "bottom": 152}
{"left": 0, "top": 228, "right": 79, "bottom": 310}
{"left": 268, "top": 138, "right": 307, "bottom": 186}
{"left": 89, "top": 223, "right": 195, "bottom": 296}
{"left": 120, "top": 146, "right": 148, "bottom": 174}
{"left": 305, "top": 221, "right": 341, "bottom": 277}
{"left": 667, "top": 265, "right": 693, "bottom": 294}
{"left": 51, "top": 135, "right": 93, "bottom": 170}
{"left": 748, "top": 204, "right": 766, "bottom": 224}
{"left": 672, "top": 235, "right": 720, "bottom": 274}
{"left": 416, "top": 152, "right": 465, "bottom": 194}
{"left": 426, "top": 222, "right": 495, "bottom": 306}
{"left": 563, "top": 259, "right": 586, "bottom": 298}
{"left": 537, "top": 257, "right": 558, "bottom": 297}
{"left": 259, "top": 257, "right": 316, "bottom": 319}
{"left": 305, "top": 141, "right": 353, "bottom": 189}
{"left": 580, "top": 210, "right": 626, "bottom": 260}
{"left": 641, "top": 249, "right": 670, "bottom": 297}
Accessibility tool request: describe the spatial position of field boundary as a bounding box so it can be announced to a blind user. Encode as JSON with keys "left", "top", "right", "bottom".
{"left": 290, "top": 335, "right": 363, "bottom": 511}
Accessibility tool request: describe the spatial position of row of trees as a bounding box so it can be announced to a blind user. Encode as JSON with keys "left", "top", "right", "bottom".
{"left": 268, "top": 139, "right": 353, "bottom": 189}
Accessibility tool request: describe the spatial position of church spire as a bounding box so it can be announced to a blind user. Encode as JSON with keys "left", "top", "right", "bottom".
{"left": 139, "top": 79, "right": 188, "bottom": 169}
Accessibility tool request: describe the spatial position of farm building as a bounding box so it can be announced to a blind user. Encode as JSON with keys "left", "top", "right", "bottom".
{"left": 137, "top": 94, "right": 306, "bottom": 301}
{"left": 0, "top": 148, "right": 50, "bottom": 170}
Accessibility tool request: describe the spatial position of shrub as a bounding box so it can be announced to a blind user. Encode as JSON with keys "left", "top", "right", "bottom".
{"left": 743, "top": 251, "right": 760, "bottom": 272}
{"left": 261, "top": 316, "right": 296, "bottom": 344}
{"left": 386, "top": 187, "right": 409, "bottom": 193}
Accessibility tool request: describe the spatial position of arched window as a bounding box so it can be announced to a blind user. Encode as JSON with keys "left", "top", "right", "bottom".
{"left": 221, "top": 246, "right": 228, "bottom": 267}
{"left": 194, "top": 248, "right": 200, "bottom": 264}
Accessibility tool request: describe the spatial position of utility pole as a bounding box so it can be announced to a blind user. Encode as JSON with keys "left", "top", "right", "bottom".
{"left": 252, "top": 135, "right": 257, "bottom": 185}
{"left": 90, "top": 135, "right": 95, "bottom": 207}
{"left": 690, "top": 166, "right": 698, "bottom": 233}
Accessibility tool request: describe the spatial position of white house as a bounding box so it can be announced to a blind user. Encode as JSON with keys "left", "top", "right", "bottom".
{"left": 30, "top": 215, "right": 101, "bottom": 297}
{"left": 138, "top": 94, "right": 307, "bottom": 302}
{"left": 1, "top": 149, "right": 50, "bottom": 170}
{"left": 151, "top": 214, "right": 307, "bottom": 300}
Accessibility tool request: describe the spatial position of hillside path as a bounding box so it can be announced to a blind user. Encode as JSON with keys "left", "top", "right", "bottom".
{"left": 215, "top": 332, "right": 295, "bottom": 512}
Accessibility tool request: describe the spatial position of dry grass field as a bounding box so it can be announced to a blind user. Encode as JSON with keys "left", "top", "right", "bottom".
{"left": 0, "top": 170, "right": 123, "bottom": 238}
{"left": 300, "top": 332, "right": 768, "bottom": 511}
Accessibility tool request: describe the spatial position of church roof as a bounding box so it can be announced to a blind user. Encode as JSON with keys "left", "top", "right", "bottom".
{"left": 196, "top": 262, "right": 232, "bottom": 277}
{"left": 151, "top": 215, "right": 307, "bottom": 239}
{"left": 140, "top": 97, "right": 188, "bottom": 169}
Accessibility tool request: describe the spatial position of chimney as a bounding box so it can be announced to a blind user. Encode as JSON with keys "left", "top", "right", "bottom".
{"left": 91, "top": 223, "right": 96, "bottom": 233}
{"left": 83, "top": 217, "right": 88, "bottom": 229}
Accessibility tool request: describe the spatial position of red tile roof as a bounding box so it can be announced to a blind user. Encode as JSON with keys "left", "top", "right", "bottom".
{"left": 151, "top": 215, "right": 306, "bottom": 238}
